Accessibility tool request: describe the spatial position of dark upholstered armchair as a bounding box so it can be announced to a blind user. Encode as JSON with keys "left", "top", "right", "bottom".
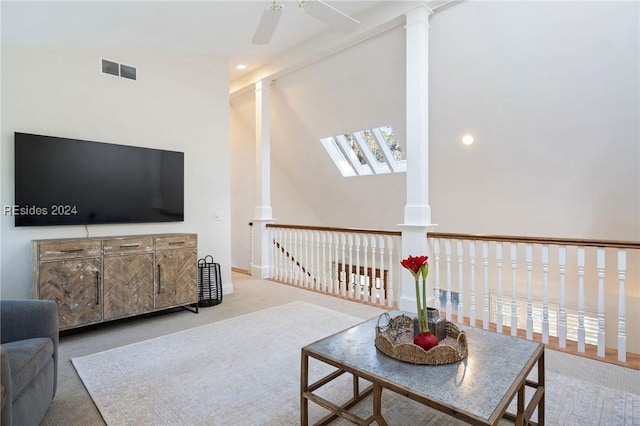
{"left": 0, "top": 300, "right": 58, "bottom": 426}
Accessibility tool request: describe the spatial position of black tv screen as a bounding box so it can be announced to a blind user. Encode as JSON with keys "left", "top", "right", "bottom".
{"left": 14, "top": 132, "right": 184, "bottom": 226}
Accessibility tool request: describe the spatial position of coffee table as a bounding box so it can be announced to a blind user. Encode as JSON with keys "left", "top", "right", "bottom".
{"left": 301, "top": 312, "right": 544, "bottom": 425}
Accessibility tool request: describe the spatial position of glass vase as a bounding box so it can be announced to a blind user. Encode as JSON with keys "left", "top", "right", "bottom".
{"left": 426, "top": 307, "right": 447, "bottom": 341}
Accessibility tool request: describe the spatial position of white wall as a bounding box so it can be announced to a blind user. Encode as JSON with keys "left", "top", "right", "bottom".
{"left": 428, "top": 1, "right": 639, "bottom": 240}
{"left": 230, "top": 89, "right": 324, "bottom": 271}
{"left": 231, "top": 1, "right": 639, "bottom": 243}
{"left": 1, "top": 45, "right": 232, "bottom": 299}
{"left": 230, "top": 25, "right": 407, "bottom": 270}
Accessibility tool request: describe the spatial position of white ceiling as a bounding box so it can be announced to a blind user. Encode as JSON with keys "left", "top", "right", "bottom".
{"left": 1, "top": 1, "right": 385, "bottom": 82}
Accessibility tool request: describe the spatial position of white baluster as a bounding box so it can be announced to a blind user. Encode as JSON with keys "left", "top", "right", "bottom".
{"left": 307, "top": 231, "right": 313, "bottom": 288}
{"left": 279, "top": 229, "right": 285, "bottom": 283}
{"left": 510, "top": 243, "right": 518, "bottom": 337}
{"left": 276, "top": 229, "right": 281, "bottom": 282}
{"left": 300, "top": 230, "right": 306, "bottom": 286}
{"left": 299, "top": 230, "right": 305, "bottom": 286}
{"left": 369, "top": 235, "right": 376, "bottom": 304}
{"left": 336, "top": 233, "right": 341, "bottom": 294}
{"left": 577, "top": 247, "right": 586, "bottom": 353}
{"left": 292, "top": 230, "right": 298, "bottom": 285}
{"left": 318, "top": 232, "right": 330, "bottom": 292}
{"left": 558, "top": 246, "right": 567, "bottom": 348}
{"left": 597, "top": 248, "right": 605, "bottom": 358}
{"left": 482, "top": 242, "right": 490, "bottom": 330}
{"left": 378, "top": 236, "right": 385, "bottom": 305}
{"left": 334, "top": 232, "right": 340, "bottom": 295}
{"left": 618, "top": 250, "right": 627, "bottom": 362}
{"left": 496, "top": 242, "right": 503, "bottom": 333}
{"left": 387, "top": 236, "right": 395, "bottom": 307}
{"left": 325, "top": 232, "right": 330, "bottom": 292}
{"left": 525, "top": 244, "right": 533, "bottom": 340}
{"left": 315, "top": 231, "right": 321, "bottom": 290}
{"left": 355, "top": 234, "right": 361, "bottom": 300}
{"left": 542, "top": 245, "right": 549, "bottom": 344}
{"left": 271, "top": 227, "right": 276, "bottom": 279}
{"left": 288, "top": 229, "right": 294, "bottom": 284}
{"left": 348, "top": 234, "right": 354, "bottom": 299}
{"left": 282, "top": 229, "right": 288, "bottom": 283}
{"left": 433, "top": 238, "right": 441, "bottom": 311}
{"left": 457, "top": 240, "right": 464, "bottom": 322}
{"left": 362, "top": 235, "right": 369, "bottom": 302}
{"left": 272, "top": 228, "right": 276, "bottom": 279}
{"left": 271, "top": 227, "right": 277, "bottom": 279}
{"left": 292, "top": 230, "right": 304, "bottom": 287}
{"left": 292, "top": 229, "right": 298, "bottom": 285}
{"left": 340, "top": 234, "right": 347, "bottom": 297}
{"left": 281, "top": 228, "right": 286, "bottom": 282}
{"left": 309, "top": 230, "right": 314, "bottom": 288}
{"left": 469, "top": 241, "right": 476, "bottom": 327}
{"left": 286, "top": 229, "right": 292, "bottom": 284}
{"left": 445, "top": 239, "right": 453, "bottom": 322}
{"left": 304, "top": 230, "right": 310, "bottom": 288}
{"left": 307, "top": 231, "right": 313, "bottom": 289}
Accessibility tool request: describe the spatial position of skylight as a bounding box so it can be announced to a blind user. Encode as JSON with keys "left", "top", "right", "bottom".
{"left": 320, "top": 125, "right": 406, "bottom": 177}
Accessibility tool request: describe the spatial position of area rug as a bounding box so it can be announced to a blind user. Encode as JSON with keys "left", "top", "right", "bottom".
{"left": 72, "top": 301, "right": 367, "bottom": 425}
{"left": 73, "top": 301, "right": 639, "bottom": 425}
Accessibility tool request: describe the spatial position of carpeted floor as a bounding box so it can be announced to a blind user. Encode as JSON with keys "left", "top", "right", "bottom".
{"left": 43, "top": 273, "right": 640, "bottom": 425}
{"left": 72, "top": 302, "right": 365, "bottom": 425}
{"left": 72, "top": 301, "right": 640, "bottom": 425}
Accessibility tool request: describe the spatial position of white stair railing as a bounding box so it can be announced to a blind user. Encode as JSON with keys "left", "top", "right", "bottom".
{"left": 428, "top": 232, "right": 639, "bottom": 364}
{"left": 267, "top": 224, "right": 401, "bottom": 308}
{"left": 251, "top": 223, "right": 638, "bottom": 365}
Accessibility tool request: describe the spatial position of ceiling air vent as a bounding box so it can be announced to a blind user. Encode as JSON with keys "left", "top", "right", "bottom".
{"left": 101, "top": 58, "right": 137, "bottom": 81}
{"left": 119, "top": 64, "right": 136, "bottom": 80}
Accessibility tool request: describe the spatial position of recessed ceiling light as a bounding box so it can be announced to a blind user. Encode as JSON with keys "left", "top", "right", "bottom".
{"left": 236, "top": 64, "right": 247, "bottom": 70}
{"left": 461, "top": 134, "right": 474, "bottom": 145}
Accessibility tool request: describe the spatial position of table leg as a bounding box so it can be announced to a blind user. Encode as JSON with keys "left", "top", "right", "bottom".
{"left": 353, "top": 374, "right": 359, "bottom": 399}
{"left": 538, "top": 349, "right": 545, "bottom": 425}
{"left": 515, "top": 384, "right": 525, "bottom": 426}
{"left": 301, "top": 351, "right": 309, "bottom": 426}
{"left": 373, "top": 383, "right": 388, "bottom": 426}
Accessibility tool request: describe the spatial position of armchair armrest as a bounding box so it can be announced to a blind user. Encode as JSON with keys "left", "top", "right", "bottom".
{"left": 0, "top": 300, "right": 59, "bottom": 397}
{"left": 1, "top": 347, "right": 12, "bottom": 426}
{"left": 0, "top": 300, "right": 58, "bottom": 345}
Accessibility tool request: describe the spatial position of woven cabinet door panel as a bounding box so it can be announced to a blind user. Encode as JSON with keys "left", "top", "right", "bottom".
{"left": 155, "top": 249, "right": 197, "bottom": 309}
{"left": 38, "top": 258, "right": 102, "bottom": 329}
{"left": 103, "top": 254, "right": 154, "bottom": 320}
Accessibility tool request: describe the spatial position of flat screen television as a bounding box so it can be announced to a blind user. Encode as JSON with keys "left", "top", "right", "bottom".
{"left": 14, "top": 132, "right": 184, "bottom": 227}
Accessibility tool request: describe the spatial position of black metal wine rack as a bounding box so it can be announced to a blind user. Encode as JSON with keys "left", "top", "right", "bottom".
{"left": 197, "top": 255, "right": 223, "bottom": 307}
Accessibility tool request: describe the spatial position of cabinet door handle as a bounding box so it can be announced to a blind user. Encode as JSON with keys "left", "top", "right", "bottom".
{"left": 120, "top": 243, "right": 140, "bottom": 249}
{"left": 157, "top": 265, "right": 162, "bottom": 294}
{"left": 95, "top": 271, "right": 100, "bottom": 305}
{"left": 60, "top": 248, "right": 84, "bottom": 253}
{"left": 169, "top": 241, "right": 185, "bottom": 246}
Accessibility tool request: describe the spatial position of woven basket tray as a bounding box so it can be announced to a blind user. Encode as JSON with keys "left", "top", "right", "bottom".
{"left": 375, "top": 313, "right": 468, "bottom": 365}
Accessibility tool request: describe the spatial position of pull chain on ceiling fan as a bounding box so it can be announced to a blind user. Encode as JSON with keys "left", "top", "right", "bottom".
{"left": 252, "top": 0, "right": 360, "bottom": 45}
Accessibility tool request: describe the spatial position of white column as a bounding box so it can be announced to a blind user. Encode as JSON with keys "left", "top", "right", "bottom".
{"left": 404, "top": 4, "right": 432, "bottom": 226}
{"left": 398, "top": 4, "right": 435, "bottom": 313}
{"left": 251, "top": 79, "right": 274, "bottom": 278}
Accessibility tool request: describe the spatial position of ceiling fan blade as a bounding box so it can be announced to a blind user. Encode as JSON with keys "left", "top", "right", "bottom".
{"left": 298, "top": 0, "right": 359, "bottom": 33}
{"left": 252, "top": 2, "right": 284, "bottom": 45}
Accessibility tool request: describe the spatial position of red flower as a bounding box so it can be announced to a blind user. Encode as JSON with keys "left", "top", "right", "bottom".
{"left": 401, "top": 255, "right": 430, "bottom": 333}
{"left": 400, "top": 255, "right": 429, "bottom": 277}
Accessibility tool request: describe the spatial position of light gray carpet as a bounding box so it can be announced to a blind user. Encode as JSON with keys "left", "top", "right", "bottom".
{"left": 72, "top": 301, "right": 365, "bottom": 425}
{"left": 72, "top": 300, "right": 640, "bottom": 425}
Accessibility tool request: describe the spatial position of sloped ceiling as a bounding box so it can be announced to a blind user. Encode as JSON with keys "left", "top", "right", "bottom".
{"left": 1, "top": 1, "right": 385, "bottom": 81}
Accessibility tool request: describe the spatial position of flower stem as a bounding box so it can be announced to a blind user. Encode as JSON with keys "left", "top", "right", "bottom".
{"left": 414, "top": 278, "right": 425, "bottom": 332}
{"left": 421, "top": 276, "right": 428, "bottom": 332}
